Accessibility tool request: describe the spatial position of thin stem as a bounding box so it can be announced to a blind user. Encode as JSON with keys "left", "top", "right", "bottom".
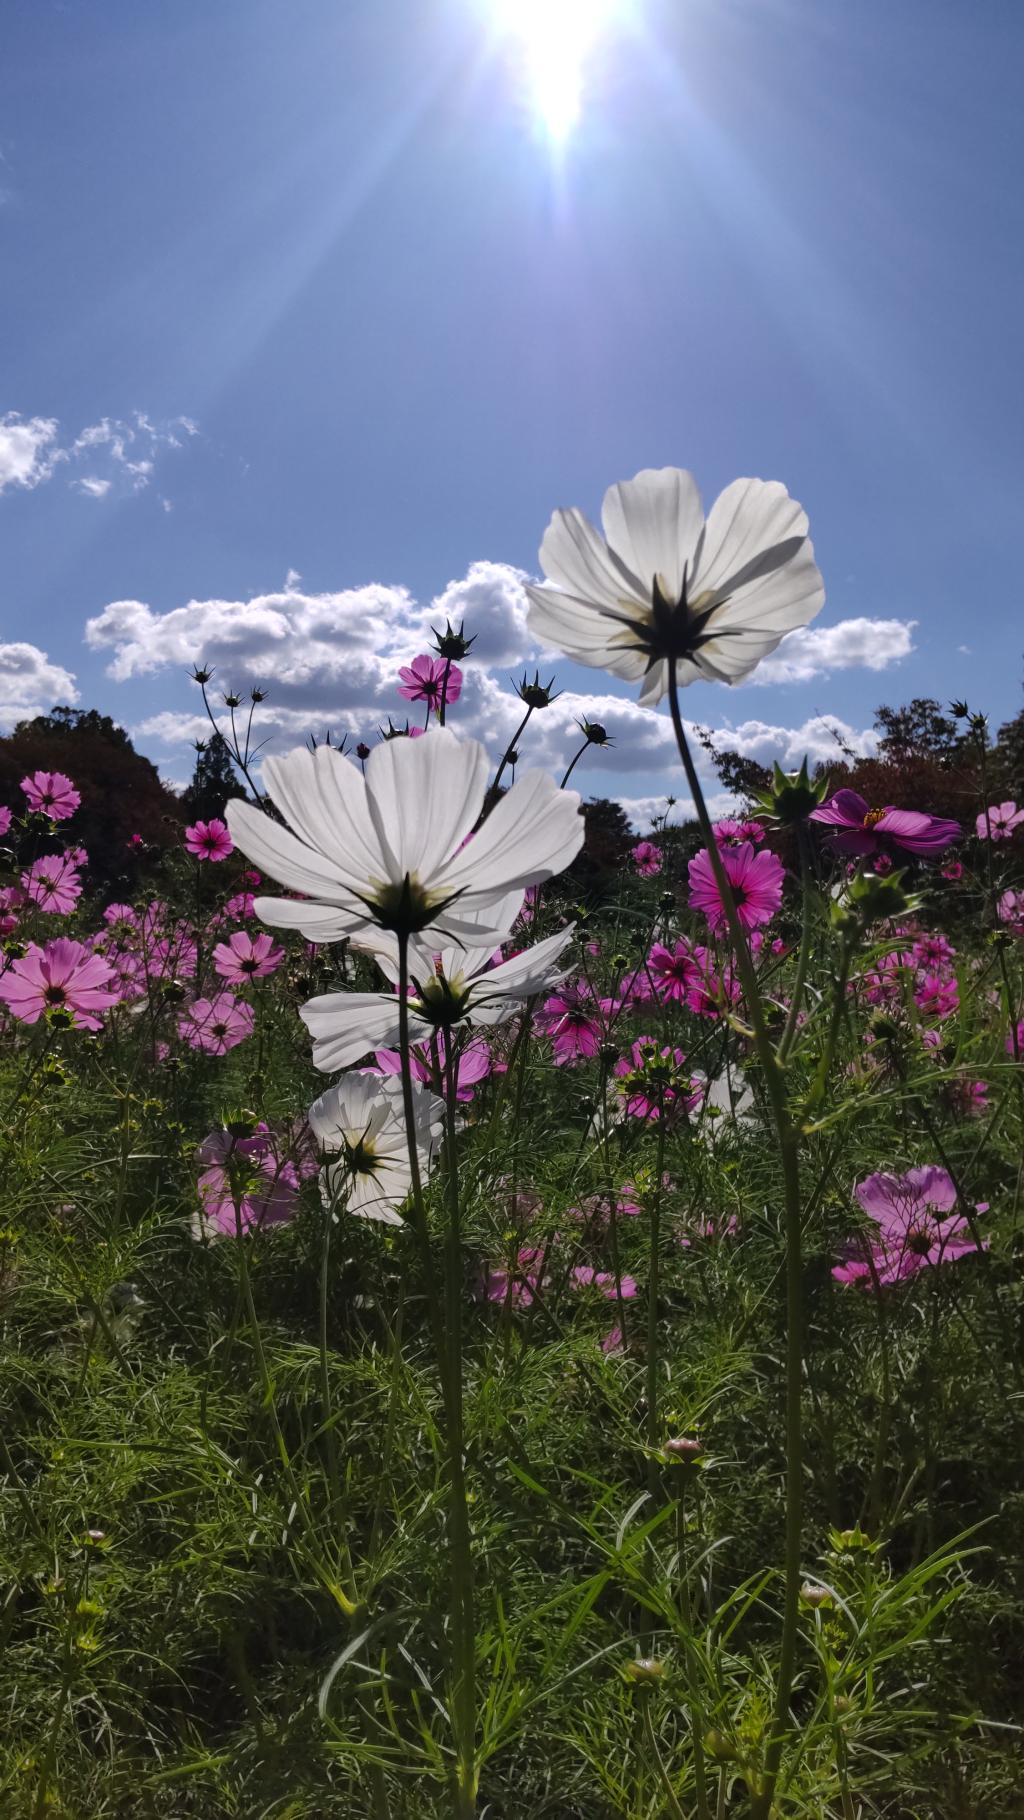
{"left": 676, "top": 1477, "right": 711, "bottom": 1820}
{"left": 778, "top": 826, "right": 814, "bottom": 1064}
{"left": 641, "top": 1697, "right": 686, "bottom": 1820}
{"left": 443, "top": 1039, "right": 477, "bottom": 1819}
{"left": 490, "top": 703, "right": 534, "bottom": 796}
{"left": 560, "top": 741, "right": 589, "bottom": 789}
{"left": 666, "top": 661, "right": 803, "bottom": 1820}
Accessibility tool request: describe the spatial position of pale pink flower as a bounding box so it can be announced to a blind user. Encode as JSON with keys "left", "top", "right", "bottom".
{"left": 976, "top": 801, "right": 1024, "bottom": 841}
{"left": 212, "top": 929, "right": 285, "bottom": 983}
{"left": 0, "top": 938, "right": 120, "bottom": 1030}
{"left": 184, "top": 818, "right": 234, "bottom": 862}
{"left": 21, "top": 771, "right": 80, "bottom": 821}
{"left": 22, "top": 854, "right": 82, "bottom": 914}
{"left": 373, "top": 1033, "right": 492, "bottom": 1101}
{"left": 688, "top": 841, "right": 784, "bottom": 933}
{"left": 224, "top": 891, "right": 257, "bottom": 921}
{"left": 713, "top": 818, "right": 764, "bottom": 847}
{"left": 102, "top": 903, "right": 138, "bottom": 936}
{"left": 997, "top": 890, "right": 1024, "bottom": 936}
{"left": 177, "top": 992, "right": 254, "bottom": 1054}
{"left": 570, "top": 1266, "right": 639, "bottom": 1300}
{"left": 195, "top": 1128, "right": 300, "bottom": 1240}
{"left": 833, "top": 1166, "right": 988, "bottom": 1287}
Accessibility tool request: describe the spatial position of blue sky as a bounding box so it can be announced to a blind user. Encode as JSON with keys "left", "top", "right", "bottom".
{"left": 2, "top": 0, "right": 1022, "bottom": 822}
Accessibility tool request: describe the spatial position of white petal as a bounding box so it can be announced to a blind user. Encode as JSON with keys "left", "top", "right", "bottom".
{"left": 262, "top": 746, "right": 385, "bottom": 883}
{"left": 538, "top": 506, "right": 644, "bottom": 613}
{"left": 226, "top": 799, "right": 362, "bottom": 904}
{"left": 694, "top": 479, "right": 813, "bottom": 604}
{"left": 525, "top": 585, "right": 650, "bottom": 680}
{"left": 601, "top": 468, "right": 704, "bottom": 603}
{"left": 363, "top": 729, "right": 488, "bottom": 886}
{"left": 431, "top": 770, "right": 583, "bottom": 908}
{"left": 468, "top": 924, "right": 576, "bottom": 1017}
{"left": 252, "top": 896, "right": 363, "bottom": 941}
{"left": 301, "top": 992, "right": 424, "bottom": 1071}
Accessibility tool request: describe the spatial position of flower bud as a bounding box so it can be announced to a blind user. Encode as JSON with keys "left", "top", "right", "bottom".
{"left": 703, "top": 1729, "right": 737, "bottom": 1762}
{"left": 799, "top": 1581, "right": 833, "bottom": 1608}
{"left": 430, "top": 618, "right": 476, "bottom": 660}
{"left": 753, "top": 756, "right": 831, "bottom": 828}
{"left": 663, "top": 1435, "right": 704, "bottom": 1464}
{"left": 516, "top": 670, "right": 560, "bottom": 709}
{"left": 623, "top": 1656, "right": 666, "bottom": 1685}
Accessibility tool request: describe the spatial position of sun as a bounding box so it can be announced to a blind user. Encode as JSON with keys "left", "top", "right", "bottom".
{"left": 492, "top": 0, "right": 616, "bottom": 143}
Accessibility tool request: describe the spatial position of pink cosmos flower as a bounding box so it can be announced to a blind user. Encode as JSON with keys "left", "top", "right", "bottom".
{"left": 223, "top": 891, "right": 256, "bottom": 921}
{"left": 570, "top": 1266, "right": 638, "bottom": 1300}
{"left": 713, "top": 818, "right": 764, "bottom": 847}
{"left": 942, "top": 860, "right": 963, "bottom": 881}
{"left": 21, "top": 771, "right": 81, "bottom": 821}
{"left": 22, "top": 854, "right": 82, "bottom": 914}
{"left": 537, "top": 982, "right": 606, "bottom": 1065}
{"left": 945, "top": 1078, "right": 989, "bottom": 1119}
{"left": 212, "top": 929, "right": 285, "bottom": 983}
{"left": 0, "top": 806, "right": 11, "bottom": 837}
{"left": 686, "top": 945, "right": 741, "bottom": 1018}
{"left": 397, "top": 654, "right": 463, "bottom": 712}
{"left": 911, "top": 933, "right": 955, "bottom": 972}
{"left": 631, "top": 840, "right": 662, "bottom": 877}
{"left": 914, "top": 974, "right": 959, "bottom": 1020}
{"left": 976, "top": 801, "right": 1024, "bottom": 841}
{"left": 102, "top": 903, "right": 138, "bottom": 937}
{"left": 195, "top": 1127, "right": 300, "bottom": 1240}
{"left": 185, "top": 818, "right": 234, "bottom": 862}
{"left": 688, "top": 841, "right": 784, "bottom": 933}
{"left": 998, "top": 889, "right": 1024, "bottom": 936}
{"left": 647, "top": 940, "right": 697, "bottom": 1003}
{"left": 565, "top": 1191, "right": 642, "bottom": 1228}
{"left": 832, "top": 1166, "right": 988, "bottom": 1287}
{"left": 475, "top": 1247, "right": 547, "bottom": 1309}
{"left": 1005, "top": 1023, "right": 1024, "bottom": 1059}
{"left": 0, "top": 938, "right": 120, "bottom": 1030}
{"left": 374, "top": 1034, "right": 493, "bottom": 1101}
{"left": 810, "top": 789, "right": 959, "bottom": 858}
{"left": 177, "top": 992, "right": 255, "bottom": 1054}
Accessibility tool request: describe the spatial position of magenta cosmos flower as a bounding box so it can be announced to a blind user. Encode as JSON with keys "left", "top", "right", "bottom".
{"left": 21, "top": 771, "right": 80, "bottom": 821}
{"left": 688, "top": 841, "right": 784, "bottom": 933}
{"left": 998, "top": 889, "right": 1024, "bottom": 936}
{"left": 195, "top": 1128, "right": 300, "bottom": 1240}
{"left": 21, "top": 854, "right": 83, "bottom": 915}
{"left": 832, "top": 1165, "right": 988, "bottom": 1287}
{"left": 397, "top": 653, "right": 463, "bottom": 712}
{"left": 212, "top": 929, "right": 285, "bottom": 983}
{"left": 184, "top": 818, "right": 234, "bottom": 862}
{"left": 614, "top": 1036, "right": 703, "bottom": 1122}
{"left": 177, "top": 992, "right": 255, "bottom": 1054}
{"left": 374, "top": 1033, "right": 492, "bottom": 1101}
{"left": 976, "top": 801, "right": 1024, "bottom": 841}
{"left": 647, "top": 939, "right": 697, "bottom": 1002}
{"left": 537, "top": 982, "right": 608, "bottom": 1065}
{"left": 0, "top": 938, "right": 120, "bottom": 1030}
{"left": 0, "top": 805, "right": 12, "bottom": 837}
{"left": 631, "top": 841, "right": 662, "bottom": 877}
{"left": 810, "top": 789, "right": 959, "bottom": 858}
{"left": 713, "top": 818, "right": 764, "bottom": 847}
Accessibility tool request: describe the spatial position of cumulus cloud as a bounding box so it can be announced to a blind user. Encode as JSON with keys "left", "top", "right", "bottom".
{"left": 701, "top": 714, "right": 877, "bottom": 769}
{"left": 0, "top": 409, "right": 197, "bottom": 502}
{"left": 0, "top": 414, "right": 63, "bottom": 493}
{"left": 0, "top": 638, "right": 79, "bottom": 730}
{"left": 753, "top": 617, "right": 915, "bottom": 685}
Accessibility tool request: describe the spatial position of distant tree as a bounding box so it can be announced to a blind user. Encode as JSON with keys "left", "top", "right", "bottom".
{"left": 182, "top": 734, "right": 244, "bottom": 822}
{"left": 0, "top": 705, "right": 186, "bottom": 893}
{"left": 873, "top": 697, "right": 964, "bottom": 764}
{"left": 991, "top": 705, "right": 1024, "bottom": 799}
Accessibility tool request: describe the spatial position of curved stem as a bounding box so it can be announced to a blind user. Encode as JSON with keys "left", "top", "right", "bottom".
{"left": 560, "top": 741, "right": 589, "bottom": 789}
{"left": 491, "top": 704, "right": 534, "bottom": 795}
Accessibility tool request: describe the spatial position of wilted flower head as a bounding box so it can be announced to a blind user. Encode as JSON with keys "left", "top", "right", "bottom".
{"left": 21, "top": 771, "right": 81, "bottom": 821}
{"left": 226, "top": 729, "right": 583, "bottom": 945}
{"left": 525, "top": 467, "right": 824, "bottom": 706}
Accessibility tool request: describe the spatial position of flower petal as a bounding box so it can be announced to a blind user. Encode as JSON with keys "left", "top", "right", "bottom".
{"left": 601, "top": 467, "right": 704, "bottom": 603}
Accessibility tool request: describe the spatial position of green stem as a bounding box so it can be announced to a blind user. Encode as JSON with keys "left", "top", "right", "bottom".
{"left": 665, "top": 661, "right": 803, "bottom": 1820}
{"left": 443, "top": 1040, "right": 477, "bottom": 1819}
{"left": 676, "top": 1477, "right": 711, "bottom": 1820}
{"left": 778, "top": 826, "right": 814, "bottom": 1064}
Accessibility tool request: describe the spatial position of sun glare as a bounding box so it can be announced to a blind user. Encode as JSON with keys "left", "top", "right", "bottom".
{"left": 494, "top": 0, "right": 616, "bottom": 143}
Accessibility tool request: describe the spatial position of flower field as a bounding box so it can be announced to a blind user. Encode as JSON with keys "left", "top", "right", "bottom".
{"left": 3, "top": 469, "right": 1024, "bottom": 1818}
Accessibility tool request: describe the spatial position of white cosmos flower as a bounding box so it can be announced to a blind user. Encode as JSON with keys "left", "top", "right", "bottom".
{"left": 225, "top": 729, "right": 583, "bottom": 944}
{"left": 525, "top": 466, "right": 825, "bottom": 706}
{"left": 301, "top": 894, "right": 576, "bottom": 1072}
{"left": 310, "top": 1072, "right": 441, "bottom": 1226}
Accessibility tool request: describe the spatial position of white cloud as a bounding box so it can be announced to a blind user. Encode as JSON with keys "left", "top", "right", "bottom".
{"left": 751, "top": 617, "right": 915, "bottom": 685}
{"left": 617, "top": 790, "right": 737, "bottom": 831}
{"left": 0, "top": 638, "right": 79, "bottom": 730}
{"left": 703, "top": 714, "right": 877, "bottom": 769}
{"left": 0, "top": 414, "right": 63, "bottom": 493}
{"left": 0, "top": 409, "right": 197, "bottom": 503}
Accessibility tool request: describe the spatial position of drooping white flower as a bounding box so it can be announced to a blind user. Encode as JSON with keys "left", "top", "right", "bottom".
{"left": 301, "top": 893, "right": 576, "bottom": 1072}
{"left": 225, "top": 729, "right": 583, "bottom": 944}
{"left": 309, "top": 1071, "right": 441, "bottom": 1225}
{"left": 525, "top": 467, "right": 824, "bottom": 705}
